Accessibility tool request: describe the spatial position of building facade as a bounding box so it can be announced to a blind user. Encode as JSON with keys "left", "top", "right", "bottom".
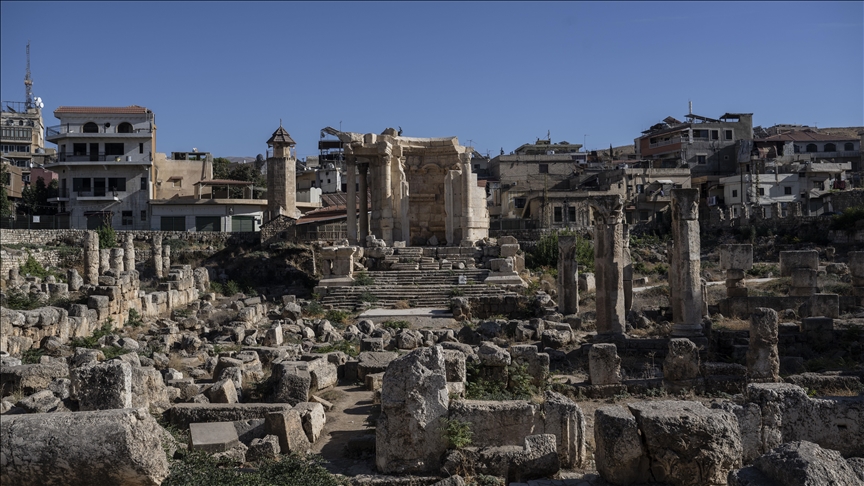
{"left": 45, "top": 105, "right": 156, "bottom": 229}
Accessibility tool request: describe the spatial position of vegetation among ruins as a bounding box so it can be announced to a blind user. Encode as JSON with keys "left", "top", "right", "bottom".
{"left": 465, "top": 362, "right": 543, "bottom": 401}
{"left": 442, "top": 418, "right": 473, "bottom": 448}
{"left": 524, "top": 230, "right": 593, "bottom": 270}
{"left": 96, "top": 224, "right": 117, "bottom": 249}
{"left": 352, "top": 272, "right": 375, "bottom": 286}
{"left": 830, "top": 205, "right": 864, "bottom": 232}
{"left": 163, "top": 450, "right": 347, "bottom": 486}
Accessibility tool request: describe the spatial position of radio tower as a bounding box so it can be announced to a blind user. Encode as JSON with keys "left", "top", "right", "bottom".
{"left": 25, "top": 41, "right": 34, "bottom": 109}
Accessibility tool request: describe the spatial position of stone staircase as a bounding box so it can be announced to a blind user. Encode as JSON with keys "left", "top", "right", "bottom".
{"left": 319, "top": 269, "right": 515, "bottom": 311}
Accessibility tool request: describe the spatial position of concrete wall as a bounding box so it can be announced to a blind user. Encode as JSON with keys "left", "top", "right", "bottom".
{"left": 152, "top": 153, "right": 211, "bottom": 199}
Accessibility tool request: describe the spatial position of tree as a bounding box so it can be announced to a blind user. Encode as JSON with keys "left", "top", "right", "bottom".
{"left": 212, "top": 157, "right": 266, "bottom": 198}
{"left": 213, "top": 157, "right": 231, "bottom": 180}
{"left": 0, "top": 164, "right": 12, "bottom": 218}
{"left": 19, "top": 177, "right": 58, "bottom": 216}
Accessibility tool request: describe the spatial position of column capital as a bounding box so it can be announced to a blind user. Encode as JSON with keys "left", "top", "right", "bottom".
{"left": 589, "top": 195, "right": 624, "bottom": 225}
{"left": 671, "top": 188, "right": 700, "bottom": 221}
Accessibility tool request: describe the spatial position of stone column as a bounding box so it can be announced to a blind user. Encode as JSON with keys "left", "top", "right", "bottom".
{"left": 8, "top": 266, "right": 19, "bottom": 286}
{"left": 590, "top": 195, "right": 626, "bottom": 335}
{"left": 152, "top": 235, "right": 163, "bottom": 278}
{"left": 359, "top": 163, "right": 369, "bottom": 244}
{"left": 379, "top": 150, "right": 394, "bottom": 244}
{"left": 720, "top": 244, "right": 753, "bottom": 297}
{"left": 622, "top": 224, "right": 633, "bottom": 314}
{"left": 84, "top": 231, "right": 99, "bottom": 285}
{"left": 162, "top": 244, "right": 171, "bottom": 275}
{"left": 123, "top": 234, "right": 135, "bottom": 273}
{"left": 670, "top": 189, "right": 703, "bottom": 337}
{"left": 99, "top": 249, "right": 110, "bottom": 275}
{"left": 346, "top": 156, "right": 357, "bottom": 244}
{"left": 779, "top": 250, "right": 818, "bottom": 297}
{"left": 747, "top": 307, "right": 779, "bottom": 383}
{"left": 663, "top": 338, "right": 702, "bottom": 393}
{"left": 109, "top": 248, "right": 124, "bottom": 274}
{"left": 557, "top": 235, "right": 579, "bottom": 316}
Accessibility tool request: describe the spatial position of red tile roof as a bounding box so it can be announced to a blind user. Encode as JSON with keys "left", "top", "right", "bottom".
{"left": 54, "top": 105, "right": 151, "bottom": 114}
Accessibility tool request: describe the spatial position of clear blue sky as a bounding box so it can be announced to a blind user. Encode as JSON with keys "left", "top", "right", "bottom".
{"left": 2, "top": 2, "right": 861, "bottom": 160}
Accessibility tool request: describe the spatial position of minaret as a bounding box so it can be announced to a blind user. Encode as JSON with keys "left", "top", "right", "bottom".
{"left": 266, "top": 123, "right": 299, "bottom": 221}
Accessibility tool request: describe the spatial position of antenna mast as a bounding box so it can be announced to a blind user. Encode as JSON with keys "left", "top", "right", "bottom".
{"left": 25, "top": 41, "right": 34, "bottom": 109}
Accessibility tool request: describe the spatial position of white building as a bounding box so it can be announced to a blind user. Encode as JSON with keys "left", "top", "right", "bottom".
{"left": 45, "top": 106, "right": 155, "bottom": 229}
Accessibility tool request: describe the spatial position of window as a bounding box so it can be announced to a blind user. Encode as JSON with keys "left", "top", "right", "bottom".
{"left": 105, "top": 143, "right": 124, "bottom": 156}
{"left": 140, "top": 176, "right": 147, "bottom": 190}
{"left": 758, "top": 188, "right": 765, "bottom": 196}
{"left": 806, "top": 144, "right": 817, "bottom": 153}
{"left": 122, "top": 211, "right": 133, "bottom": 226}
{"left": 711, "top": 130, "right": 719, "bottom": 140}
{"left": 636, "top": 184, "right": 644, "bottom": 194}
{"left": 784, "top": 186, "right": 792, "bottom": 195}
{"left": 724, "top": 130, "right": 733, "bottom": 140}
{"left": 140, "top": 210, "right": 147, "bottom": 221}
{"left": 514, "top": 197, "right": 526, "bottom": 209}
{"left": 539, "top": 164, "right": 549, "bottom": 174}
{"left": 139, "top": 143, "right": 144, "bottom": 154}
{"left": 73, "top": 143, "right": 87, "bottom": 156}
{"left": 732, "top": 190, "right": 738, "bottom": 198}
{"left": 697, "top": 155, "right": 707, "bottom": 164}
{"left": 73, "top": 178, "right": 91, "bottom": 193}
{"left": 845, "top": 142, "right": 854, "bottom": 151}
{"left": 568, "top": 206, "right": 576, "bottom": 222}
{"left": 195, "top": 216, "right": 221, "bottom": 232}
{"left": 83, "top": 122, "right": 99, "bottom": 133}
{"left": 824, "top": 143, "right": 836, "bottom": 152}
{"left": 118, "top": 122, "right": 133, "bottom": 133}
{"left": 554, "top": 206, "right": 563, "bottom": 222}
{"left": 640, "top": 210, "right": 649, "bottom": 221}
{"left": 108, "top": 177, "right": 126, "bottom": 191}
{"left": 693, "top": 129, "right": 709, "bottom": 139}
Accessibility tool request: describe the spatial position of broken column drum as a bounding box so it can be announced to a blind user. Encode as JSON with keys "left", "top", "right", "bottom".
{"left": 720, "top": 244, "right": 753, "bottom": 298}
{"left": 109, "top": 248, "right": 124, "bottom": 274}
{"left": 590, "top": 195, "right": 626, "bottom": 335}
{"left": 99, "top": 248, "right": 110, "bottom": 275}
{"left": 557, "top": 235, "right": 579, "bottom": 316}
{"left": 747, "top": 307, "right": 779, "bottom": 383}
{"left": 162, "top": 244, "right": 171, "bottom": 275}
{"left": 670, "top": 188, "right": 704, "bottom": 337}
{"left": 780, "top": 250, "right": 819, "bottom": 297}
{"left": 622, "top": 224, "right": 633, "bottom": 313}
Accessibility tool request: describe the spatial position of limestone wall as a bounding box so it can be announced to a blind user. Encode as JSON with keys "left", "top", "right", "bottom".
{"left": 0, "top": 229, "right": 259, "bottom": 247}
{"left": 1, "top": 247, "right": 84, "bottom": 283}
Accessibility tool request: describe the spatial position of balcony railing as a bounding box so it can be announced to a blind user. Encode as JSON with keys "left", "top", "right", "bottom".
{"left": 56, "top": 153, "right": 143, "bottom": 163}
{"left": 46, "top": 125, "right": 153, "bottom": 137}
{"left": 649, "top": 137, "right": 686, "bottom": 149}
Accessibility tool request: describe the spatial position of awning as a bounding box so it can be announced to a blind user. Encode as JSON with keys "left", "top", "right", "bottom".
{"left": 655, "top": 180, "right": 674, "bottom": 184}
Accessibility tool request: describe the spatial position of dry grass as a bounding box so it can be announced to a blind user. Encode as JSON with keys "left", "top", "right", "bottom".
{"left": 317, "top": 388, "right": 347, "bottom": 403}
{"left": 712, "top": 316, "right": 750, "bottom": 331}
{"left": 392, "top": 300, "right": 411, "bottom": 310}
{"left": 167, "top": 352, "right": 187, "bottom": 373}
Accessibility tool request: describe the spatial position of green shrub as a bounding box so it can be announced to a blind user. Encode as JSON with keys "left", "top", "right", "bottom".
{"left": 102, "top": 346, "right": 131, "bottom": 360}
{"left": 449, "top": 287, "right": 465, "bottom": 297}
{"left": 126, "top": 308, "right": 144, "bottom": 328}
{"left": 162, "top": 450, "right": 347, "bottom": 486}
{"left": 304, "top": 301, "right": 325, "bottom": 318}
{"left": 69, "top": 320, "right": 115, "bottom": 349}
{"left": 96, "top": 224, "right": 117, "bottom": 249}
{"left": 22, "top": 348, "right": 45, "bottom": 364}
{"left": 358, "top": 291, "right": 378, "bottom": 303}
{"left": 209, "top": 281, "right": 224, "bottom": 294}
{"left": 381, "top": 320, "right": 410, "bottom": 331}
{"left": 19, "top": 253, "right": 51, "bottom": 279}
{"left": 164, "top": 238, "right": 191, "bottom": 251}
{"left": 525, "top": 230, "right": 593, "bottom": 270}
{"left": 747, "top": 263, "right": 778, "bottom": 278}
{"left": 465, "top": 362, "right": 542, "bottom": 401}
{"left": 830, "top": 206, "right": 864, "bottom": 232}
{"left": 325, "top": 309, "right": 351, "bottom": 326}
{"left": 317, "top": 339, "right": 359, "bottom": 357}
{"left": 3, "top": 289, "right": 44, "bottom": 310}
{"left": 441, "top": 418, "right": 473, "bottom": 448}
{"left": 352, "top": 272, "right": 375, "bottom": 286}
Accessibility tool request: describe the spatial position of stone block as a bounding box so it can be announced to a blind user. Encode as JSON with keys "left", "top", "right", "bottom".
{"left": 0, "top": 408, "right": 169, "bottom": 486}
{"left": 800, "top": 317, "right": 833, "bottom": 332}
{"left": 800, "top": 293, "right": 839, "bottom": 318}
{"left": 71, "top": 360, "right": 132, "bottom": 411}
{"left": 169, "top": 403, "right": 293, "bottom": 429}
{"left": 780, "top": 250, "right": 819, "bottom": 276}
{"left": 594, "top": 406, "right": 650, "bottom": 485}
{"left": 720, "top": 244, "right": 754, "bottom": 271}
{"left": 266, "top": 409, "right": 310, "bottom": 454}
{"left": 294, "top": 402, "right": 326, "bottom": 443}
{"left": 357, "top": 351, "right": 398, "bottom": 381}
{"left": 589, "top": 343, "right": 622, "bottom": 385}
{"left": 267, "top": 362, "right": 311, "bottom": 405}
{"left": 189, "top": 421, "right": 240, "bottom": 453}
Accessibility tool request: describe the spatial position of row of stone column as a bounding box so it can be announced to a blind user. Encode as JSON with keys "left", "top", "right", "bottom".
{"left": 82, "top": 232, "right": 171, "bottom": 285}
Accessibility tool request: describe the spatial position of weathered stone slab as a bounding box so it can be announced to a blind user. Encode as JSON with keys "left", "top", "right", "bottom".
{"left": 189, "top": 422, "right": 240, "bottom": 453}
{"left": 169, "top": 403, "right": 293, "bottom": 429}
{"left": 0, "top": 408, "right": 169, "bottom": 486}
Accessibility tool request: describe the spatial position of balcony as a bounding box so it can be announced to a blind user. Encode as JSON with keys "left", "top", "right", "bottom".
{"left": 45, "top": 124, "right": 153, "bottom": 141}
{"left": 72, "top": 188, "right": 126, "bottom": 201}
{"left": 649, "top": 137, "right": 686, "bottom": 149}
{"left": 45, "top": 153, "right": 149, "bottom": 167}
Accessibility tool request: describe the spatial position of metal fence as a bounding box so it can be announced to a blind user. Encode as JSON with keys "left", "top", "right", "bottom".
{"left": 0, "top": 214, "right": 70, "bottom": 229}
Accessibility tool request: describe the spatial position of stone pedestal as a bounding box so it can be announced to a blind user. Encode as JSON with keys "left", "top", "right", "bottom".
{"left": 747, "top": 308, "right": 779, "bottom": 383}
{"left": 663, "top": 338, "right": 703, "bottom": 393}
{"left": 558, "top": 236, "right": 580, "bottom": 316}
{"left": 721, "top": 244, "right": 753, "bottom": 298}
{"left": 589, "top": 344, "right": 621, "bottom": 385}
{"left": 591, "top": 195, "right": 626, "bottom": 335}
{"left": 99, "top": 249, "right": 111, "bottom": 275}
{"left": 319, "top": 245, "right": 361, "bottom": 286}
{"left": 670, "top": 189, "right": 703, "bottom": 337}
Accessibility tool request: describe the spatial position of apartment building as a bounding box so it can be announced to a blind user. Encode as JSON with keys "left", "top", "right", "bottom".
{"left": 44, "top": 105, "right": 156, "bottom": 229}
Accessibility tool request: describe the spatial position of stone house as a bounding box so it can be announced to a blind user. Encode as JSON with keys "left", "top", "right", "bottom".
{"left": 635, "top": 112, "right": 753, "bottom": 176}
{"left": 44, "top": 105, "right": 156, "bottom": 230}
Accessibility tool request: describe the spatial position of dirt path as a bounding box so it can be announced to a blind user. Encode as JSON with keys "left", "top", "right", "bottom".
{"left": 312, "top": 383, "right": 378, "bottom": 476}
